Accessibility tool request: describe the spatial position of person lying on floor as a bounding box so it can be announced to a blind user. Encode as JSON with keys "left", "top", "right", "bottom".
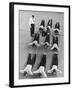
{"left": 51, "top": 22, "right": 61, "bottom": 51}
{"left": 20, "top": 53, "right": 36, "bottom": 76}
{"left": 33, "top": 53, "right": 47, "bottom": 78}
{"left": 41, "top": 19, "right": 52, "bottom": 47}
{"left": 39, "top": 19, "right": 46, "bottom": 37}
{"left": 28, "top": 19, "right": 46, "bottom": 47}
{"left": 53, "top": 22, "right": 61, "bottom": 34}
{"left": 47, "top": 52, "right": 62, "bottom": 74}
{"left": 47, "top": 18, "right": 52, "bottom": 29}
{"left": 28, "top": 31, "right": 40, "bottom": 46}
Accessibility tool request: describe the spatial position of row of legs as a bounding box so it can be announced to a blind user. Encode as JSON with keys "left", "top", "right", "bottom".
{"left": 20, "top": 53, "right": 62, "bottom": 78}
{"left": 29, "top": 33, "right": 60, "bottom": 51}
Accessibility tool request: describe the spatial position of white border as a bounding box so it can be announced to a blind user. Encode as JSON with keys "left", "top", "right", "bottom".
{"left": 14, "top": 4, "right": 69, "bottom": 86}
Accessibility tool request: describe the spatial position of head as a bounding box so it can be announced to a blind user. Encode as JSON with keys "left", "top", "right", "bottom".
{"left": 47, "top": 19, "right": 52, "bottom": 27}
{"left": 40, "top": 19, "right": 45, "bottom": 27}
{"left": 55, "top": 22, "right": 60, "bottom": 29}
{"left": 32, "top": 15, "right": 35, "bottom": 18}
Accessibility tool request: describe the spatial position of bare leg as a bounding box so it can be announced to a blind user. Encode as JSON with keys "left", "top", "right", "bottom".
{"left": 20, "top": 53, "right": 36, "bottom": 75}
{"left": 33, "top": 54, "right": 47, "bottom": 78}
{"left": 47, "top": 65, "right": 62, "bottom": 74}
{"left": 28, "top": 40, "right": 37, "bottom": 45}
{"left": 45, "top": 42, "right": 51, "bottom": 46}
{"left": 20, "top": 64, "right": 33, "bottom": 75}
{"left": 33, "top": 66, "right": 47, "bottom": 78}
{"left": 51, "top": 43, "right": 60, "bottom": 51}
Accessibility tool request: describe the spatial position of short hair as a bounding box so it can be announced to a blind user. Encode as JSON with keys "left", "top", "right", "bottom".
{"left": 32, "top": 15, "right": 35, "bottom": 17}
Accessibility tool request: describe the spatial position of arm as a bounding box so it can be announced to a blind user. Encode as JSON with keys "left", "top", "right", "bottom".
{"left": 29, "top": 18, "right": 31, "bottom": 28}
{"left": 53, "top": 28, "right": 56, "bottom": 31}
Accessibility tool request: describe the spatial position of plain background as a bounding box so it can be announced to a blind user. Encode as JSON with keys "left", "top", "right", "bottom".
{"left": 0, "top": 0, "right": 72, "bottom": 89}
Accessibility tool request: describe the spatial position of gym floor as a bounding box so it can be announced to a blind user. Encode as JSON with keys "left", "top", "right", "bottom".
{"left": 19, "top": 10, "right": 64, "bottom": 79}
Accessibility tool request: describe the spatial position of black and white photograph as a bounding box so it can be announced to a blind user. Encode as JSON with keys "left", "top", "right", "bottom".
{"left": 19, "top": 10, "right": 64, "bottom": 79}
{"left": 9, "top": 2, "right": 70, "bottom": 87}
